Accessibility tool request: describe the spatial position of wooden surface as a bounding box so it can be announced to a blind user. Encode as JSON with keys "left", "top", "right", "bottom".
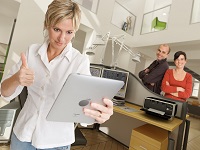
{"left": 114, "top": 103, "right": 183, "bottom": 132}
{"left": 129, "top": 124, "right": 168, "bottom": 150}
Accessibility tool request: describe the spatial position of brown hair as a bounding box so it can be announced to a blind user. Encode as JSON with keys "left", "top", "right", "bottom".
{"left": 174, "top": 51, "right": 187, "bottom": 61}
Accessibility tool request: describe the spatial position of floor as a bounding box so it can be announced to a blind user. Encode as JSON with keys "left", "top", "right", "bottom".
{"left": 186, "top": 116, "right": 200, "bottom": 150}
{"left": 71, "top": 116, "right": 200, "bottom": 150}
{"left": 0, "top": 97, "right": 200, "bottom": 150}
{"left": 71, "top": 128, "right": 128, "bottom": 150}
{"left": 0, "top": 115, "right": 200, "bottom": 150}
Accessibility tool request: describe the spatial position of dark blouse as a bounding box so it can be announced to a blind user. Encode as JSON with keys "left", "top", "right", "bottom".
{"left": 139, "top": 59, "right": 169, "bottom": 95}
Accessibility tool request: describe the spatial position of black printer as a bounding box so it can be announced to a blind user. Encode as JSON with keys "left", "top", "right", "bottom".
{"left": 141, "top": 97, "right": 177, "bottom": 120}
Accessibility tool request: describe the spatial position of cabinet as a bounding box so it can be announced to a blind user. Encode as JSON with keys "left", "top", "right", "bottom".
{"left": 129, "top": 124, "right": 168, "bottom": 150}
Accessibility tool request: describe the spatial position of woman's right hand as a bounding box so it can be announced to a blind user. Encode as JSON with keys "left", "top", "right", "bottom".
{"left": 1, "top": 53, "right": 34, "bottom": 97}
{"left": 177, "top": 87, "right": 185, "bottom": 92}
{"left": 17, "top": 53, "right": 34, "bottom": 86}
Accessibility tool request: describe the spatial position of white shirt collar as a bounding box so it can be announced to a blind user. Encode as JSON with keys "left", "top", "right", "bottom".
{"left": 36, "top": 40, "right": 73, "bottom": 62}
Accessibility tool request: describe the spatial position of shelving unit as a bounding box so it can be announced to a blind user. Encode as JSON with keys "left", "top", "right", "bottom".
{"left": 73, "top": 0, "right": 99, "bottom": 14}
{"left": 111, "top": 2, "right": 136, "bottom": 36}
{"left": 191, "top": 0, "right": 200, "bottom": 23}
{"left": 141, "top": 5, "right": 171, "bottom": 34}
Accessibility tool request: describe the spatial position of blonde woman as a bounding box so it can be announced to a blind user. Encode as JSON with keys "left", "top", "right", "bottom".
{"left": 0, "top": 0, "right": 113, "bottom": 149}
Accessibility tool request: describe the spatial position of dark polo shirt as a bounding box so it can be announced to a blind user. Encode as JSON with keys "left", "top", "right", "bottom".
{"left": 139, "top": 59, "right": 169, "bottom": 95}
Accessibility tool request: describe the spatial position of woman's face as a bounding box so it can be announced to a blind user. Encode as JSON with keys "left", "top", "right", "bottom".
{"left": 174, "top": 54, "right": 186, "bottom": 69}
{"left": 48, "top": 18, "right": 75, "bottom": 52}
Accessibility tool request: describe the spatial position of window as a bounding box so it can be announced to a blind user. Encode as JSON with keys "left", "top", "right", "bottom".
{"left": 191, "top": 78, "right": 199, "bottom": 98}
{"left": 191, "top": 0, "right": 200, "bottom": 24}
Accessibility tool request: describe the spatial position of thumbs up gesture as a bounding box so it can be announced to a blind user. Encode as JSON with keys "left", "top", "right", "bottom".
{"left": 17, "top": 53, "right": 34, "bottom": 86}
{"left": 21, "top": 52, "right": 28, "bottom": 68}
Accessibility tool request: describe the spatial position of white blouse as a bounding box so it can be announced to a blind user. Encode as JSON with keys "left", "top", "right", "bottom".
{"left": 1, "top": 41, "right": 91, "bottom": 148}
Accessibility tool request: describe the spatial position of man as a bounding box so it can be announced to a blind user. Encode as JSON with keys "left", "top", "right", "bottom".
{"left": 138, "top": 44, "right": 170, "bottom": 95}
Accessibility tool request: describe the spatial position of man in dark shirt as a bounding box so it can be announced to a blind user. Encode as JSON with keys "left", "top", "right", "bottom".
{"left": 139, "top": 44, "right": 170, "bottom": 95}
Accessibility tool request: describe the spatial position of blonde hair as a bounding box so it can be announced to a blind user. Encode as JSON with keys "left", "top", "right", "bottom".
{"left": 44, "top": 0, "right": 81, "bottom": 32}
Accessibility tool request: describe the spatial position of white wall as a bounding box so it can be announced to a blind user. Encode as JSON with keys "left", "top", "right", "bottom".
{"left": 88, "top": 0, "right": 200, "bottom": 48}
{"left": 72, "top": 29, "right": 86, "bottom": 53}
{"left": 0, "top": 14, "right": 14, "bottom": 44}
{"left": 34, "top": 0, "right": 52, "bottom": 12}
{"left": 3, "top": 0, "right": 200, "bottom": 89}
{"left": 79, "top": 0, "right": 146, "bottom": 72}
{"left": 127, "top": 0, "right": 200, "bottom": 47}
{"left": 80, "top": 0, "right": 200, "bottom": 75}
{"left": 3, "top": 0, "right": 45, "bottom": 77}
{"left": 144, "top": 0, "right": 172, "bottom": 13}
{"left": 191, "top": 0, "right": 200, "bottom": 23}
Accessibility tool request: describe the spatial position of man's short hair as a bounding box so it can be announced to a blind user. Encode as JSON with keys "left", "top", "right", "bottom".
{"left": 160, "top": 44, "right": 171, "bottom": 54}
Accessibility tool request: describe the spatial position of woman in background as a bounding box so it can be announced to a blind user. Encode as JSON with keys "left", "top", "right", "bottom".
{"left": 161, "top": 51, "right": 192, "bottom": 101}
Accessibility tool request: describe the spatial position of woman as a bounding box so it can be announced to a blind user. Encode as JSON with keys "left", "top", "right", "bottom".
{"left": 0, "top": 0, "right": 113, "bottom": 149}
{"left": 161, "top": 51, "right": 192, "bottom": 101}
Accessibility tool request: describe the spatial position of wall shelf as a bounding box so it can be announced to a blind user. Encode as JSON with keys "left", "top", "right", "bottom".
{"left": 73, "top": 0, "right": 99, "bottom": 14}
{"left": 111, "top": 2, "right": 136, "bottom": 36}
{"left": 141, "top": 5, "right": 171, "bottom": 34}
{"left": 190, "top": 0, "right": 200, "bottom": 24}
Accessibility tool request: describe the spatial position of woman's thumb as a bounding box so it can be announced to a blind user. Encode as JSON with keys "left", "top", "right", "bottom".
{"left": 21, "top": 53, "right": 28, "bottom": 68}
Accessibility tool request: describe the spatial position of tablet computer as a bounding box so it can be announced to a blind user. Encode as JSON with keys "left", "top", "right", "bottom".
{"left": 46, "top": 73, "right": 124, "bottom": 123}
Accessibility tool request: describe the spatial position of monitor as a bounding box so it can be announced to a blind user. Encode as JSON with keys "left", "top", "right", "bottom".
{"left": 90, "top": 66, "right": 102, "bottom": 77}
{"left": 101, "top": 68, "right": 129, "bottom": 99}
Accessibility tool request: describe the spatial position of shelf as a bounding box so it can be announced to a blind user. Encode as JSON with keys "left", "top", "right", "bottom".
{"left": 73, "top": 0, "right": 99, "bottom": 14}
{"left": 111, "top": 2, "right": 136, "bottom": 36}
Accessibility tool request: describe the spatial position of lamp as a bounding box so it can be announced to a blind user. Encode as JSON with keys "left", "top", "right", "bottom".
{"left": 110, "top": 34, "right": 126, "bottom": 67}
{"left": 86, "top": 32, "right": 141, "bottom": 67}
{"left": 111, "top": 36, "right": 141, "bottom": 69}
{"left": 86, "top": 32, "right": 110, "bottom": 64}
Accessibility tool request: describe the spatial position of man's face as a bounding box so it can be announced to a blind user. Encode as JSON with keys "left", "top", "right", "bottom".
{"left": 156, "top": 45, "right": 169, "bottom": 60}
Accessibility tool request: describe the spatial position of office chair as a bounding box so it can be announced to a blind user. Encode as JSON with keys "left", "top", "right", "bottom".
{"left": 151, "top": 17, "right": 167, "bottom": 31}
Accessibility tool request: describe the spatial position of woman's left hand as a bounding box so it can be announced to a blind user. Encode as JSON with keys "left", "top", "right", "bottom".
{"left": 83, "top": 98, "right": 113, "bottom": 124}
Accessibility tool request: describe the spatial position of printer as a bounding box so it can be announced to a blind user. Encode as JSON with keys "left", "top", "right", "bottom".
{"left": 141, "top": 97, "right": 177, "bottom": 120}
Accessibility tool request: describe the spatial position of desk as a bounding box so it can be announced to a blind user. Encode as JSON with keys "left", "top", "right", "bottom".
{"left": 99, "top": 102, "right": 183, "bottom": 149}
{"left": 90, "top": 65, "right": 188, "bottom": 149}
{"left": 114, "top": 103, "right": 183, "bottom": 132}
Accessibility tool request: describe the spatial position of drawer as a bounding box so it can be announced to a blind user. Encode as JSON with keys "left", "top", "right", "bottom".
{"left": 130, "top": 135, "right": 160, "bottom": 150}
{"left": 129, "top": 147, "right": 135, "bottom": 150}
{"left": 132, "top": 130, "right": 163, "bottom": 148}
{"left": 129, "top": 124, "right": 168, "bottom": 150}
